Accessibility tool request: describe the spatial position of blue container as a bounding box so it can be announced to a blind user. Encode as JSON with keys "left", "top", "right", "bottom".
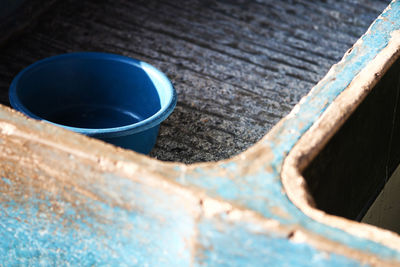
{"left": 9, "top": 52, "right": 177, "bottom": 154}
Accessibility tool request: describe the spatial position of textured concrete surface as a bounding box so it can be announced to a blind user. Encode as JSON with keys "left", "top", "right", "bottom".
{"left": 0, "top": 0, "right": 389, "bottom": 163}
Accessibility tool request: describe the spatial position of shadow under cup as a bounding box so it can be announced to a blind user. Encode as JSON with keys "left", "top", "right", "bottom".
{"left": 9, "top": 52, "right": 177, "bottom": 154}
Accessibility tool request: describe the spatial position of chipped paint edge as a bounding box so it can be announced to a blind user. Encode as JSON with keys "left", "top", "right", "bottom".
{"left": 281, "top": 18, "right": 400, "bottom": 253}
{"left": 0, "top": 0, "right": 400, "bottom": 265}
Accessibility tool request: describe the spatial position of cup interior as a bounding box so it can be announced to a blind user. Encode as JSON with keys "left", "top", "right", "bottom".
{"left": 12, "top": 54, "right": 165, "bottom": 131}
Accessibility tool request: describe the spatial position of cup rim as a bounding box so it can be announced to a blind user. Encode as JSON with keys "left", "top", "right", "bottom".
{"left": 9, "top": 52, "right": 177, "bottom": 138}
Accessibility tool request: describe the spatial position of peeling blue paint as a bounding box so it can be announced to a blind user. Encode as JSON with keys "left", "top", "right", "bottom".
{"left": 1, "top": 177, "right": 12, "bottom": 185}
{"left": 0, "top": 175, "right": 197, "bottom": 266}
{"left": 1, "top": 1, "right": 400, "bottom": 266}
{"left": 174, "top": 0, "right": 400, "bottom": 262}
{"left": 196, "top": 216, "right": 370, "bottom": 267}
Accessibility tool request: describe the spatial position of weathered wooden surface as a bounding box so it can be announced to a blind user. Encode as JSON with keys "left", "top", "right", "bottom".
{"left": 0, "top": 110, "right": 376, "bottom": 265}
{"left": 0, "top": 0, "right": 389, "bottom": 163}
{"left": 363, "top": 165, "right": 400, "bottom": 234}
{"left": 1, "top": 0, "right": 400, "bottom": 266}
{"left": 281, "top": 1, "right": 400, "bottom": 264}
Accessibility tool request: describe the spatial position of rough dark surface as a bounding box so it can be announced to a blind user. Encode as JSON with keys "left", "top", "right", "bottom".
{"left": 303, "top": 58, "right": 400, "bottom": 221}
{"left": 0, "top": 0, "right": 389, "bottom": 163}
{"left": 0, "top": 0, "right": 58, "bottom": 44}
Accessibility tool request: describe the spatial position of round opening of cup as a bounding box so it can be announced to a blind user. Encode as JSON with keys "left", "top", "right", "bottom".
{"left": 12, "top": 54, "right": 171, "bottom": 133}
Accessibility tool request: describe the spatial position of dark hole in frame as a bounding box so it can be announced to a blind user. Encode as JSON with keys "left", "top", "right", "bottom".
{"left": 302, "top": 57, "right": 400, "bottom": 231}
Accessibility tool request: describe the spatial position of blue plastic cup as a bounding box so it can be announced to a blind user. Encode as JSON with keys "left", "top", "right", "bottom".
{"left": 9, "top": 52, "right": 177, "bottom": 154}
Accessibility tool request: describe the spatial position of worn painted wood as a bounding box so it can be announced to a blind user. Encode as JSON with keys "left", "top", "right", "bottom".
{"left": 1, "top": 0, "right": 400, "bottom": 266}
{"left": 0, "top": 107, "right": 373, "bottom": 266}
{"left": 282, "top": 0, "right": 400, "bottom": 263}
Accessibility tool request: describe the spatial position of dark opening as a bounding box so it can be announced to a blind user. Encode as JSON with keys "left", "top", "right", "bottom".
{"left": 303, "top": 57, "right": 400, "bottom": 232}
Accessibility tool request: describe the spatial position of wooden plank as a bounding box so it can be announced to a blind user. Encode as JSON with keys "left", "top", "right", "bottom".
{"left": 0, "top": 106, "right": 392, "bottom": 266}
{"left": 363, "top": 164, "right": 400, "bottom": 234}
{"left": 1, "top": 0, "right": 400, "bottom": 265}
{"left": 281, "top": 0, "right": 400, "bottom": 263}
